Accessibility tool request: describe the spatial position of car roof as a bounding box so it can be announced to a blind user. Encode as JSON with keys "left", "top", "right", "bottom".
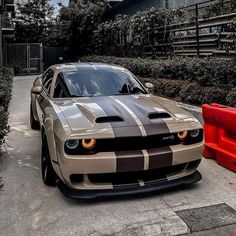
{"left": 54, "top": 62, "right": 127, "bottom": 73}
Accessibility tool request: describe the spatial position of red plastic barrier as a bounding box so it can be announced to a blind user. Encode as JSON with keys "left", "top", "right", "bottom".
{"left": 202, "top": 103, "right": 236, "bottom": 172}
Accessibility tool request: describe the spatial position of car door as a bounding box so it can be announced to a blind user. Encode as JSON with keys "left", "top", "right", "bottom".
{"left": 36, "top": 69, "right": 54, "bottom": 126}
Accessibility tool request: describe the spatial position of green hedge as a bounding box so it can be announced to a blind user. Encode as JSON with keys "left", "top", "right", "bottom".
{"left": 140, "top": 78, "right": 229, "bottom": 105}
{"left": 81, "top": 56, "right": 236, "bottom": 106}
{"left": 0, "top": 68, "right": 13, "bottom": 145}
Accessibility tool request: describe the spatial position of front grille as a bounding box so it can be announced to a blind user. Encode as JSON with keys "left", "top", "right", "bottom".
{"left": 88, "top": 163, "right": 187, "bottom": 185}
{"left": 95, "top": 133, "right": 180, "bottom": 152}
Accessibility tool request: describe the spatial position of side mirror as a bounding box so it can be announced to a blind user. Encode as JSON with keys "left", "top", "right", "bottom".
{"left": 31, "top": 86, "right": 43, "bottom": 95}
{"left": 145, "top": 82, "right": 154, "bottom": 89}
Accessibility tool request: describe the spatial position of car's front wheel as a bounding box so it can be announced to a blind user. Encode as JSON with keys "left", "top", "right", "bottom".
{"left": 41, "top": 134, "right": 56, "bottom": 186}
{"left": 30, "top": 102, "right": 40, "bottom": 130}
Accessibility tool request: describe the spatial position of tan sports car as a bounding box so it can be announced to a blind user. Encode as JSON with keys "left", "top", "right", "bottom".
{"left": 30, "top": 63, "right": 203, "bottom": 199}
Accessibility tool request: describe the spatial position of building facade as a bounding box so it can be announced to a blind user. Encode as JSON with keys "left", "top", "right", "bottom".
{"left": 106, "top": 0, "right": 208, "bottom": 18}
{"left": 69, "top": 0, "right": 121, "bottom": 6}
{"left": 0, "top": 0, "right": 15, "bottom": 66}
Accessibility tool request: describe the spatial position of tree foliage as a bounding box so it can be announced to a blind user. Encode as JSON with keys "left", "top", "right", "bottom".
{"left": 15, "top": 0, "right": 55, "bottom": 44}
{"left": 59, "top": 0, "right": 107, "bottom": 56}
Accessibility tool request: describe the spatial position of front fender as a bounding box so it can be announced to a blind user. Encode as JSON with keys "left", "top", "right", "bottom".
{"left": 43, "top": 114, "right": 58, "bottom": 163}
{"left": 31, "top": 93, "right": 38, "bottom": 121}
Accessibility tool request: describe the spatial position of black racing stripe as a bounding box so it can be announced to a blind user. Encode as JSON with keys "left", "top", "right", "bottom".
{"left": 112, "top": 127, "right": 142, "bottom": 137}
{"left": 115, "top": 96, "right": 170, "bottom": 135}
{"left": 91, "top": 97, "right": 142, "bottom": 137}
{"left": 115, "top": 150, "right": 144, "bottom": 172}
{"left": 148, "top": 146, "right": 173, "bottom": 170}
{"left": 144, "top": 124, "right": 170, "bottom": 136}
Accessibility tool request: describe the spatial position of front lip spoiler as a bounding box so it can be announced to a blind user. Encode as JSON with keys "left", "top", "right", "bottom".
{"left": 57, "top": 170, "right": 202, "bottom": 200}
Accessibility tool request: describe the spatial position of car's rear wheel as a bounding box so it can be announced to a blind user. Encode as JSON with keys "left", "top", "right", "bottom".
{"left": 30, "top": 102, "right": 40, "bottom": 130}
{"left": 41, "top": 134, "right": 56, "bottom": 186}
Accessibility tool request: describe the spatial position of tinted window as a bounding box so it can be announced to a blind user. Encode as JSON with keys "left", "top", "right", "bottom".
{"left": 63, "top": 69, "right": 147, "bottom": 97}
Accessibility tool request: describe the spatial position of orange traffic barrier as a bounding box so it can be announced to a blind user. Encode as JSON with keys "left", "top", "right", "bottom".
{"left": 202, "top": 103, "right": 236, "bottom": 172}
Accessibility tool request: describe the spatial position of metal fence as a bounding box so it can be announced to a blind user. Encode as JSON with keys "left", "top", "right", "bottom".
{"left": 142, "top": 0, "right": 236, "bottom": 59}
{"left": 3, "top": 43, "right": 43, "bottom": 74}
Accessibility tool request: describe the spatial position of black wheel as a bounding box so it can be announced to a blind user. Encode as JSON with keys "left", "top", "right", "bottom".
{"left": 41, "top": 134, "right": 56, "bottom": 186}
{"left": 30, "top": 102, "right": 40, "bottom": 130}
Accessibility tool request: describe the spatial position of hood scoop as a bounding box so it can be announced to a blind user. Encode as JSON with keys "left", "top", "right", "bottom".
{"left": 95, "top": 116, "right": 124, "bottom": 123}
{"left": 148, "top": 112, "right": 171, "bottom": 120}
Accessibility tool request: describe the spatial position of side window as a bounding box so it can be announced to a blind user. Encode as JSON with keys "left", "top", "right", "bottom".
{"left": 42, "top": 69, "right": 54, "bottom": 95}
{"left": 54, "top": 73, "right": 69, "bottom": 98}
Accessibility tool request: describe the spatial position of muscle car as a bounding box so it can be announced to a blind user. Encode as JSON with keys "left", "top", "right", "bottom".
{"left": 30, "top": 63, "right": 203, "bottom": 199}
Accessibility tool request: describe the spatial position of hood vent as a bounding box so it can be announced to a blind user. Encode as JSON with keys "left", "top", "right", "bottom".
{"left": 148, "top": 112, "right": 171, "bottom": 120}
{"left": 96, "top": 116, "right": 124, "bottom": 123}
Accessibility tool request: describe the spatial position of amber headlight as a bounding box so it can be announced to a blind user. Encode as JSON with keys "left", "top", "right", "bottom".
{"left": 82, "top": 138, "right": 96, "bottom": 150}
{"left": 65, "top": 139, "right": 79, "bottom": 150}
{"left": 178, "top": 131, "right": 188, "bottom": 140}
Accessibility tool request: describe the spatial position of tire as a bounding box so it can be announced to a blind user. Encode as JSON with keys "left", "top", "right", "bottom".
{"left": 41, "top": 134, "right": 56, "bottom": 186}
{"left": 30, "top": 102, "right": 40, "bottom": 130}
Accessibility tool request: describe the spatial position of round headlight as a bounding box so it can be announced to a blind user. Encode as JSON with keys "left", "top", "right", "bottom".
{"left": 82, "top": 138, "right": 96, "bottom": 150}
{"left": 65, "top": 140, "right": 79, "bottom": 150}
{"left": 178, "top": 131, "right": 188, "bottom": 140}
{"left": 190, "top": 129, "right": 200, "bottom": 138}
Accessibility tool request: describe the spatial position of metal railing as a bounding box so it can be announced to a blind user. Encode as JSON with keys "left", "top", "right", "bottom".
{"left": 142, "top": 0, "right": 236, "bottom": 59}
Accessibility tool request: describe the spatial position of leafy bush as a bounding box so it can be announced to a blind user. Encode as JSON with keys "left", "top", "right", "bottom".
{"left": 0, "top": 68, "right": 13, "bottom": 145}
{"left": 139, "top": 78, "right": 228, "bottom": 106}
{"left": 92, "top": 8, "right": 174, "bottom": 56}
{"left": 11, "top": 64, "right": 24, "bottom": 75}
{"left": 226, "top": 88, "right": 236, "bottom": 107}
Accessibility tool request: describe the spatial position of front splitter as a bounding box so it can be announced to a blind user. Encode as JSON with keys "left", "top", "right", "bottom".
{"left": 57, "top": 170, "right": 202, "bottom": 200}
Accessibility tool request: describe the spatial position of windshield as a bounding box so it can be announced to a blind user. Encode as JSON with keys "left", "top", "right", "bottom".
{"left": 63, "top": 68, "right": 147, "bottom": 97}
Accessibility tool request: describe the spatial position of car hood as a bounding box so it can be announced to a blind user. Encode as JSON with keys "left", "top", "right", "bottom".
{"left": 55, "top": 95, "right": 200, "bottom": 135}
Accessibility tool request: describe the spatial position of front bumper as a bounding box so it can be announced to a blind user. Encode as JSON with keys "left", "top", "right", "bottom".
{"left": 57, "top": 170, "right": 202, "bottom": 199}
{"left": 56, "top": 142, "right": 203, "bottom": 189}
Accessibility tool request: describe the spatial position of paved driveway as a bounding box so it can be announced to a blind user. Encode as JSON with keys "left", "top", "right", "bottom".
{"left": 1, "top": 75, "right": 236, "bottom": 236}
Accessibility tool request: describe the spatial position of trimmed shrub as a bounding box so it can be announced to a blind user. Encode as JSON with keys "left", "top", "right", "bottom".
{"left": 0, "top": 68, "right": 13, "bottom": 145}
{"left": 139, "top": 78, "right": 228, "bottom": 106}
{"left": 226, "top": 88, "right": 236, "bottom": 107}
